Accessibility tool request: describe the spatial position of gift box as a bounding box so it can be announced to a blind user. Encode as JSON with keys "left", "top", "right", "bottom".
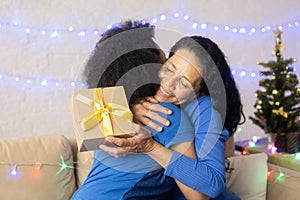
{"left": 71, "top": 86, "right": 134, "bottom": 152}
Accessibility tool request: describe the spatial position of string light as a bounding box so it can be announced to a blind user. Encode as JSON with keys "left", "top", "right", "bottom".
{"left": 56, "top": 154, "right": 74, "bottom": 175}
{"left": 295, "top": 153, "right": 300, "bottom": 160}
{"left": 267, "top": 170, "right": 273, "bottom": 179}
{"left": 276, "top": 171, "right": 285, "bottom": 182}
{"left": 35, "top": 162, "right": 42, "bottom": 171}
{"left": 10, "top": 165, "right": 17, "bottom": 176}
{"left": 252, "top": 136, "right": 259, "bottom": 143}
{"left": 248, "top": 140, "right": 256, "bottom": 147}
{"left": 0, "top": 67, "right": 265, "bottom": 89}
{"left": 0, "top": 71, "right": 85, "bottom": 89}
{"left": 0, "top": 153, "right": 79, "bottom": 178}
{"left": 0, "top": 13, "right": 299, "bottom": 37}
{"left": 241, "top": 147, "right": 248, "bottom": 155}
{"left": 270, "top": 146, "right": 278, "bottom": 154}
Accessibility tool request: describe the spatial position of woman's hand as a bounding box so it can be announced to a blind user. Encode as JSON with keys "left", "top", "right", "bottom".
{"left": 132, "top": 96, "right": 172, "bottom": 132}
{"left": 99, "top": 123, "right": 162, "bottom": 158}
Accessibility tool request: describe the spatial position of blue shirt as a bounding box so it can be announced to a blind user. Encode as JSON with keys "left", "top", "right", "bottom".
{"left": 72, "top": 102, "right": 194, "bottom": 200}
{"left": 165, "top": 96, "right": 240, "bottom": 199}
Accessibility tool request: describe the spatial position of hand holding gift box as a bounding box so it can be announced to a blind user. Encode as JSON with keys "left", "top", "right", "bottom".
{"left": 71, "top": 86, "right": 134, "bottom": 152}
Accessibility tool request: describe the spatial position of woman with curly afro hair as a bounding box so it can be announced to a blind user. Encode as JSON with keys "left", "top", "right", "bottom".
{"left": 73, "top": 20, "right": 197, "bottom": 199}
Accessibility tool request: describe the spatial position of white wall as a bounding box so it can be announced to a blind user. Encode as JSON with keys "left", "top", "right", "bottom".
{"left": 0, "top": 0, "right": 299, "bottom": 141}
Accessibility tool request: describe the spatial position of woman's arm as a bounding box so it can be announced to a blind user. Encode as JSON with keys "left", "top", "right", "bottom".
{"left": 105, "top": 97, "right": 227, "bottom": 198}
{"left": 147, "top": 141, "right": 210, "bottom": 200}
{"left": 106, "top": 124, "right": 210, "bottom": 200}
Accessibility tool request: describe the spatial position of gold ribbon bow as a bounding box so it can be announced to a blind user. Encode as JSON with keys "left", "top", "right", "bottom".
{"left": 272, "top": 107, "right": 288, "bottom": 118}
{"left": 76, "top": 88, "right": 133, "bottom": 136}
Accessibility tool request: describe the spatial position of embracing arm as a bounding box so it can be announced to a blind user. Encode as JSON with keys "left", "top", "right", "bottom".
{"left": 106, "top": 125, "right": 209, "bottom": 200}
{"left": 134, "top": 97, "right": 227, "bottom": 198}
{"left": 147, "top": 141, "right": 210, "bottom": 200}
{"left": 103, "top": 97, "right": 225, "bottom": 198}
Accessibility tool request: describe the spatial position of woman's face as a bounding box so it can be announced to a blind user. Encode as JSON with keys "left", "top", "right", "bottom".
{"left": 154, "top": 49, "right": 202, "bottom": 105}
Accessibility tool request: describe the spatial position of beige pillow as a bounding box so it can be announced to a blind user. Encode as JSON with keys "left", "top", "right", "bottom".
{"left": 0, "top": 135, "right": 76, "bottom": 200}
{"left": 226, "top": 153, "right": 268, "bottom": 200}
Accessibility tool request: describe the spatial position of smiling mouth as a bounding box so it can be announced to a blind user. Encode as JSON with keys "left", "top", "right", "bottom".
{"left": 159, "top": 86, "right": 172, "bottom": 97}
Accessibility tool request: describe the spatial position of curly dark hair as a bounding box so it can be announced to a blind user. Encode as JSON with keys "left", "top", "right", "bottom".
{"left": 82, "top": 20, "right": 165, "bottom": 108}
{"left": 169, "top": 36, "right": 245, "bottom": 136}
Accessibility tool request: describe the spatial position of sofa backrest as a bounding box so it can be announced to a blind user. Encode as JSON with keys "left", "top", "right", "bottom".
{"left": 0, "top": 134, "right": 77, "bottom": 200}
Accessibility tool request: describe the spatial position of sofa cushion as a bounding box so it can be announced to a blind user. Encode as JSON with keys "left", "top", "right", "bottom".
{"left": 226, "top": 153, "right": 268, "bottom": 200}
{"left": 267, "top": 163, "right": 300, "bottom": 200}
{"left": 0, "top": 134, "right": 76, "bottom": 200}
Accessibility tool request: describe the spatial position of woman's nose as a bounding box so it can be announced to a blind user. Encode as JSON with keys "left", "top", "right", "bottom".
{"left": 164, "top": 76, "right": 177, "bottom": 90}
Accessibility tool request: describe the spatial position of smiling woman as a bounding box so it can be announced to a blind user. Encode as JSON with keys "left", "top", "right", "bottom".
{"left": 72, "top": 20, "right": 197, "bottom": 200}
{"left": 155, "top": 48, "right": 202, "bottom": 105}
{"left": 104, "top": 35, "right": 245, "bottom": 199}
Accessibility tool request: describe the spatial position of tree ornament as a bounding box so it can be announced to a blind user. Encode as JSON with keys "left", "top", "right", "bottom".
{"left": 272, "top": 107, "right": 288, "bottom": 118}
{"left": 272, "top": 30, "right": 285, "bottom": 58}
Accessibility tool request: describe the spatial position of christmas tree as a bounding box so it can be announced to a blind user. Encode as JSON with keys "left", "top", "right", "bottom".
{"left": 249, "top": 30, "right": 300, "bottom": 136}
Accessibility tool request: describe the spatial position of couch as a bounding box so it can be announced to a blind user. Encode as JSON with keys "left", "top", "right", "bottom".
{"left": 0, "top": 134, "right": 299, "bottom": 200}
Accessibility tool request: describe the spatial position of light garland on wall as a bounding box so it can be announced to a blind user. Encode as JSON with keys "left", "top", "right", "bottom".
{"left": 0, "top": 67, "right": 270, "bottom": 89}
{"left": 0, "top": 11, "right": 298, "bottom": 89}
{"left": 0, "top": 12, "right": 299, "bottom": 38}
{"left": 0, "top": 71, "right": 85, "bottom": 88}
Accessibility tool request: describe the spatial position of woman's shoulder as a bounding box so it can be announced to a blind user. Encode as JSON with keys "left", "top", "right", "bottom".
{"left": 183, "top": 95, "right": 211, "bottom": 113}
{"left": 197, "top": 95, "right": 211, "bottom": 104}
{"left": 158, "top": 102, "right": 179, "bottom": 110}
{"left": 157, "top": 102, "right": 189, "bottom": 120}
